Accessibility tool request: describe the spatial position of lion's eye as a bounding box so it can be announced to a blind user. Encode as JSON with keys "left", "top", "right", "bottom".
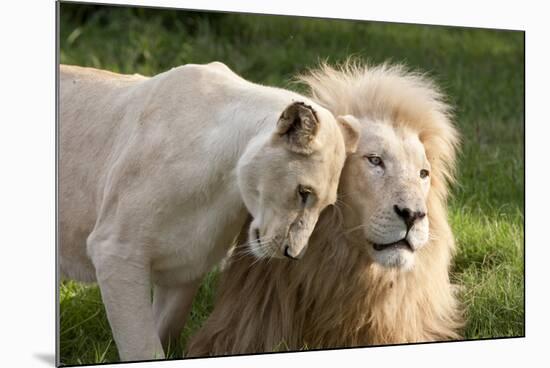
{"left": 366, "top": 155, "right": 383, "bottom": 167}
{"left": 420, "top": 169, "right": 430, "bottom": 178}
{"left": 297, "top": 185, "right": 313, "bottom": 205}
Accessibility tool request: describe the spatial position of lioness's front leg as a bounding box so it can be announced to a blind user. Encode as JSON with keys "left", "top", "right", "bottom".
{"left": 152, "top": 280, "right": 201, "bottom": 353}
{"left": 89, "top": 237, "right": 164, "bottom": 361}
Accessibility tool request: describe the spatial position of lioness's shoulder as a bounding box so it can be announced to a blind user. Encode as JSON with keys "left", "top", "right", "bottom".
{"left": 164, "top": 62, "right": 243, "bottom": 84}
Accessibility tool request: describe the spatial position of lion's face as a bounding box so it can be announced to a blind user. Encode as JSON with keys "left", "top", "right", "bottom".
{"left": 239, "top": 102, "right": 360, "bottom": 260}
{"left": 340, "top": 119, "right": 431, "bottom": 270}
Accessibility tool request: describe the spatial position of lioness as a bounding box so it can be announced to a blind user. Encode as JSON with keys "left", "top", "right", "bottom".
{"left": 186, "top": 62, "right": 462, "bottom": 355}
{"left": 59, "top": 62, "right": 360, "bottom": 361}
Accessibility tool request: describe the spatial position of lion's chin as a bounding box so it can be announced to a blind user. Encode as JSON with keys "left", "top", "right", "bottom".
{"left": 369, "top": 245, "right": 416, "bottom": 271}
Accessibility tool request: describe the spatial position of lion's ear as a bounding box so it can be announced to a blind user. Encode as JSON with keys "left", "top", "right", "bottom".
{"left": 275, "top": 101, "right": 319, "bottom": 154}
{"left": 337, "top": 115, "right": 361, "bottom": 154}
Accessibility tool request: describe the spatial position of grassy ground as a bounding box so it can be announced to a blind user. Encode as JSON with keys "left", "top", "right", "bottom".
{"left": 58, "top": 3, "right": 524, "bottom": 365}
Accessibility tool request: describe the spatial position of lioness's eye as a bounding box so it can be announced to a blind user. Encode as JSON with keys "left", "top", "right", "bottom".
{"left": 297, "top": 185, "right": 313, "bottom": 205}
{"left": 420, "top": 169, "right": 430, "bottom": 178}
{"left": 366, "top": 155, "right": 383, "bottom": 167}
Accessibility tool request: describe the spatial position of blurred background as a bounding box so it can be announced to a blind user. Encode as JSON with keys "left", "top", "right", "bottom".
{"left": 59, "top": 2, "right": 524, "bottom": 365}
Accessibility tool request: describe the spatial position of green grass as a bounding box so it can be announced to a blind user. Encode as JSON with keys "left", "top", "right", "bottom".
{"left": 58, "top": 3, "right": 524, "bottom": 365}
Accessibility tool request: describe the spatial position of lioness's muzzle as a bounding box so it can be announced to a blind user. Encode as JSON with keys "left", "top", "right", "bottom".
{"left": 284, "top": 244, "right": 308, "bottom": 260}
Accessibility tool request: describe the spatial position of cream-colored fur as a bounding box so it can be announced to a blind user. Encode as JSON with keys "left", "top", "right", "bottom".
{"left": 186, "top": 62, "right": 462, "bottom": 356}
{"left": 59, "top": 62, "right": 359, "bottom": 361}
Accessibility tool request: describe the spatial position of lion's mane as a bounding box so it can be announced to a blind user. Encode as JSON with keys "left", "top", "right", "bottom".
{"left": 187, "top": 62, "right": 462, "bottom": 355}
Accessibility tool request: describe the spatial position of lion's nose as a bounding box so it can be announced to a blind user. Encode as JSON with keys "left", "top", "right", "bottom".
{"left": 393, "top": 205, "right": 426, "bottom": 230}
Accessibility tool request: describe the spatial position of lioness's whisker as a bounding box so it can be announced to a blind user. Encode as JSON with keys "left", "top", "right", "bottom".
{"left": 232, "top": 236, "right": 276, "bottom": 261}
{"left": 335, "top": 198, "right": 354, "bottom": 212}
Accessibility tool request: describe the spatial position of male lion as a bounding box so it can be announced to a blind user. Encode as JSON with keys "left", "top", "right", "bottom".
{"left": 59, "top": 62, "right": 360, "bottom": 361}
{"left": 186, "top": 62, "right": 462, "bottom": 356}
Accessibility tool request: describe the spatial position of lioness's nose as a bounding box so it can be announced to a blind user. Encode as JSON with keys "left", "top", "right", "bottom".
{"left": 284, "top": 245, "right": 307, "bottom": 260}
{"left": 393, "top": 205, "right": 426, "bottom": 230}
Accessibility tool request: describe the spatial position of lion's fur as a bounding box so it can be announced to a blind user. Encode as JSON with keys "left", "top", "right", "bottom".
{"left": 186, "top": 62, "right": 462, "bottom": 355}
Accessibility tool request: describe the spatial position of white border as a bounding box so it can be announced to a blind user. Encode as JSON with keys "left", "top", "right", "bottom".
{"left": 1, "top": 0, "right": 547, "bottom": 367}
{"left": 59, "top": 0, "right": 528, "bottom": 30}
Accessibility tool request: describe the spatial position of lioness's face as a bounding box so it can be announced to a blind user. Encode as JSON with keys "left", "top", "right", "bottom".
{"left": 341, "top": 120, "right": 430, "bottom": 270}
{"left": 239, "top": 102, "right": 360, "bottom": 260}
{"left": 247, "top": 151, "right": 341, "bottom": 260}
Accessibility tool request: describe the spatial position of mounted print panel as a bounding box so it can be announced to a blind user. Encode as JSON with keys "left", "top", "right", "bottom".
{"left": 57, "top": 1, "right": 524, "bottom": 366}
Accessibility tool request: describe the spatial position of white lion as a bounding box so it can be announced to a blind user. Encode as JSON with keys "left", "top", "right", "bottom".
{"left": 59, "top": 62, "right": 360, "bottom": 360}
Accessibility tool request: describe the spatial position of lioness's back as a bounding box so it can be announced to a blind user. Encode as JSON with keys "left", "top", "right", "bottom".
{"left": 60, "top": 64, "right": 148, "bottom": 84}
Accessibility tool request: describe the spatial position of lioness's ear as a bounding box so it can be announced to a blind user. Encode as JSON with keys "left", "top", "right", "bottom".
{"left": 337, "top": 115, "right": 361, "bottom": 154}
{"left": 275, "top": 101, "right": 319, "bottom": 154}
